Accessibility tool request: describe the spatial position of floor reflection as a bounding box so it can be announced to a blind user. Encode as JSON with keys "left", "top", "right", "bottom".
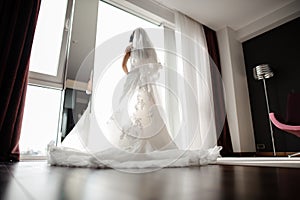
{"left": 1, "top": 162, "right": 299, "bottom": 200}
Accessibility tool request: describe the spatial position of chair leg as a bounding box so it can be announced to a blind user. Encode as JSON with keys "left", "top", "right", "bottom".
{"left": 288, "top": 152, "right": 300, "bottom": 158}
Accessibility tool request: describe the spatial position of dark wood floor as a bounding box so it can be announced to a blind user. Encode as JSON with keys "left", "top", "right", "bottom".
{"left": 0, "top": 161, "right": 299, "bottom": 200}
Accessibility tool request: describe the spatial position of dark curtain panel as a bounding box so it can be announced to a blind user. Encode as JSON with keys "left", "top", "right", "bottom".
{"left": 0, "top": 0, "right": 41, "bottom": 162}
{"left": 203, "top": 26, "right": 233, "bottom": 156}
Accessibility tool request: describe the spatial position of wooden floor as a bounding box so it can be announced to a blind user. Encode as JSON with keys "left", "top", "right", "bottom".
{"left": 0, "top": 161, "right": 299, "bottom": 200}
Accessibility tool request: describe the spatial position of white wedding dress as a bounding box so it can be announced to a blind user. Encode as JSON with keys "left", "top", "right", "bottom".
{"left": 47, "top": 28, "right": 221, "bottom": 169}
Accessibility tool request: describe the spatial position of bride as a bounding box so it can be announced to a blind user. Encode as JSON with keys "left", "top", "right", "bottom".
{"left": 48, "top": 28, "right": 221, "bottom": 169}
{"left": 110, "top": 28, "right": 177, "bottom": 153}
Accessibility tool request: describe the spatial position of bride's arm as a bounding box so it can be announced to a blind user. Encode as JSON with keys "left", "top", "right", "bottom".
{"left": 122, "top": 49, "right": 131, "bottom": 74}
{"left": 122, "top": 44, "right": 133, "bottom": 74}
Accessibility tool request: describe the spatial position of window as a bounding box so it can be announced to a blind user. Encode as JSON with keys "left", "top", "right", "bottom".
{"left": 29, "top": 0, "right": 73, "bottom": 88}
{"left": 96, "top": 1, "right": 158, "bottom": 46}
{"left": 19, "top": 86, "right": 62, "bottom": 157}
{"left": 30, "top": 0, "right": 68, "bottom": 76}
{"left": 20, "top": 0, "right": 74, "bottom": 158}
{"left": 94, "top": 1, "right": 166, "bottom": 130}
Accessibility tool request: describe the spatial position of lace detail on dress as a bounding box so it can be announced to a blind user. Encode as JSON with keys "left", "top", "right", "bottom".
{"left": 135, "top": 93, "right": 145, "bottom": 111}
{"left": 119, "top": 85, "right": 155, "bottom": 152}
{"left": 108, "top": 58, "right": 173, "bottom": 152}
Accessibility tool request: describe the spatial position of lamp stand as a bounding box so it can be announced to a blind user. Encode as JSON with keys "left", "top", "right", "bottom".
{"left": 262, "top": 78, "right": 276, "bottom": 156}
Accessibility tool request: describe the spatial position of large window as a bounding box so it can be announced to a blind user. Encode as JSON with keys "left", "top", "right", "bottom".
{"left": 94, "top": 1, "right": 166, "bottom": 130}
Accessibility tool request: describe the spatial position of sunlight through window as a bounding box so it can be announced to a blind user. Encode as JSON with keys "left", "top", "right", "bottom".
{"left": 20, "top": 85, "right": 62, "bottom": 156}
{"left": 29, "top": 0, "right": 68, "bottom": 76}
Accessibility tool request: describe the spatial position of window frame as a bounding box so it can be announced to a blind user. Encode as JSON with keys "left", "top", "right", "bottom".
{"left": 102, "top": 0, "right": 174, "bottom": 28}
{"left": 28, "top": 0, "right": 75, "bottom": 89}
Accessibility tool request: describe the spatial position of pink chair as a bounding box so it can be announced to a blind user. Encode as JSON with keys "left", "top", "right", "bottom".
{"left": 269, "top": 113, "right": 300, "bottom": 137}
{"left": 269, "top": 92, "right": 300, "bottom": 157}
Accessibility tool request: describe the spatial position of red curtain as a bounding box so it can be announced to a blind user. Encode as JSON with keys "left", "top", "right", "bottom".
{"left": 203, "top": 26, "right": 233, "bottom": 156}
{"left": 0, "top": 0, "right": 41, "bottom": 162}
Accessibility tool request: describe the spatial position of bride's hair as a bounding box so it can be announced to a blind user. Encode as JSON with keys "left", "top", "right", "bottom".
{"left": 130, "top": 28, "right": 158, "bottom": 63}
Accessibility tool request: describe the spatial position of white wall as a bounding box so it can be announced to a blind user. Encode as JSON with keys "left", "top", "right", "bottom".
{"left": 217, "top": 27, "right": 256, "bottom": 152}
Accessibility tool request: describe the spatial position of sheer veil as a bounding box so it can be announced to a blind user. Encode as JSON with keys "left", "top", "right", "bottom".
{"left": 130, "top": 28, "right": 158, "bottom": 66}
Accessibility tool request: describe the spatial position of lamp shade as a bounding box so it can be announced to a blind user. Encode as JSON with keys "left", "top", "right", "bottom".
{"left": 253, "top": 64, "right": 274, "bottom": 80}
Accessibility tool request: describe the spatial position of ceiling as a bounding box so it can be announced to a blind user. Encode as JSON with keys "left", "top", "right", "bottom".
{"left": 154, "top": 0, "right": 300, "bottom": 31}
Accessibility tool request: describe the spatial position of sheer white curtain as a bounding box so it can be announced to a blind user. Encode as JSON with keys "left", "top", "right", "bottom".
{"left": 165, "top": 11, "right": 217, "bottom": 150}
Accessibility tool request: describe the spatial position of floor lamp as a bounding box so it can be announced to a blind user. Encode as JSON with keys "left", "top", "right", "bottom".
{"left": 253, "top": 64, "right": 276, "bottom": 156}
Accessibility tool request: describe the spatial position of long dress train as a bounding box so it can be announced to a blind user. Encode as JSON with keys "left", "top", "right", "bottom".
{"left": 47, "top": 63, "right": 221, "bottom": 169}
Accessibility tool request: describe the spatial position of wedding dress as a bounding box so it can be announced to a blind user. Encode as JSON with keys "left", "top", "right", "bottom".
{"left": 48, "top": 28, "right": 221, "bottom": 169}
{"left": 107, "top": 28, "right": 178, "bottom": 153}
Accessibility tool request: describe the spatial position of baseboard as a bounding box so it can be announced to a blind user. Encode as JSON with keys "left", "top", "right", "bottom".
{"left": 217, "top": 157, "right": 300, "bottom": 168}
{"left": 255, "top": 152, "right": 298, "bottom": 157}
{"left": 221, "top": 152, "right": 299, "bottom": 157}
